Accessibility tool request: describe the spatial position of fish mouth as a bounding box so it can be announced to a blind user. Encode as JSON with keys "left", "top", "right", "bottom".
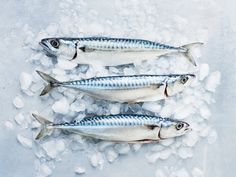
{"left": 39, "top": 41, "right": 57, "bottom": 56}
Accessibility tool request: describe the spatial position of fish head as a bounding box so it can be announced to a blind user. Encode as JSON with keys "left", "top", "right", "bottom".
{"left": 166, "top": 74, "right": 195, "bottom": 96}
{"left": 159, "top": 120, "right": 191, "bottom": 139}
{"left": 39, "top": 38, "right": 77, "bottom": 59}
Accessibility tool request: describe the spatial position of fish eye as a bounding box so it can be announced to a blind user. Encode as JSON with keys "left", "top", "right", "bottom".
{"left": 50, "top": 39, "right": 60, "bottom": 48}
{"left": 180, "top": 76, "right": 188, "bottom": 84}
{"left": 175, "top": 123, "right": 184, "bottom": 130}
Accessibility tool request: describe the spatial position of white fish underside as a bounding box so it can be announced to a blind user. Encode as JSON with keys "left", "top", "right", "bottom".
{"left": 76, "top": 51, "right": 174, "bottom": 66}
{"left": 65, "top": 126, "right": 160, "bottom": 142}
{"left": 75, "top": 39, "right": 182, "bottom": 66}
{"left": 76, "top": 86, "right": 166, "bottom": 102}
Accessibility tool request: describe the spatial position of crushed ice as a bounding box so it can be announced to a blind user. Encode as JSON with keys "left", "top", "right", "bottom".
{"left": 11, "top": 0, "right": 222, "bottom": 176}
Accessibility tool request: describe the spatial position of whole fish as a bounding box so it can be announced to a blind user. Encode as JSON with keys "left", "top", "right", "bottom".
{"left": 32, "top": 114, "right": 191, "bottom": 142}
{"left": 36, "top": 71, "right": 195, "bottom": 103}
{"left": 39, "top": 37, "right": 203, "bottom": 66}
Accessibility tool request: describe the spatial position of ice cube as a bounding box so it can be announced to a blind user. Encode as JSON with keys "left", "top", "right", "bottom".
{"left": 42, "top": 140, "right": 65, "bottom": 159}
{"left": 98, "top": 141, "right": 114, "bottom": 152}
{"left": 4, "top": 121, "right": 14, "bottom": 130}
{"left": 178, "top": 147, "right": 193, "bottom": 159}
{"left": 173, "top": 168, "right": 189, "bottom": 177}
{"left": 17, "top": 134, "right": 32, "bottom": 149}
{"left": 192, "top": 168, "right": 203, "bottom": 177}
{"left": 105, "top": 149, "right": 118, "bottom": 163}
{"left": 159, "top": 104, "right": 174, "bottom": 117}
{"left": 40, "top": 164, "right": 52, "bottom": 177}
{"left": 174, "top": 104, "right": 194, "bottom": 119}
{"left": 114, "top": 144, "right": 130, "bottom": 155}
{"left": 14, "top": 113, "right": 25, "bottom": 125}
{"left": 132, "top": 144, "right": 142, "bottom": 152}
{"left": 57, "top": 60, "right": 78, "bottom": 70}
{"left": 205, "top": 71, "right": 221, "bottom": 92}
{"left": 183, "top": 131, "right": 199, "bottom": 147}
{"left": 142, "top": 102, "right": 161, "bottom": 113}
{"left": 199, "top": 64, "right": 209, "bottom": 81}
{"left": 13, "top": 96, "right": 24, "bottom": 109}
{"left": 20, "top": 72, "right": 33, "bottom": 90}
{"left": 52, "top": 97, "right": 70, "bottom": 114}
{"left": 200, "top": 105, "right": 211, "bottom": 119}
{"left": 159, "top": 148, "right": 172, "bottom": 160}
{"left": 109, "top": 104, "right": 121, "bottom": 115}
{"left": 161, "top": 139, "right": 174, "bottom": 146}
{"left": 74, "top": 165, "right": 86, "bottom": 174}
{"left": 155, "top": 169, "right": 166, "bottom": 177}
{"left": 146, "top": 152, "right": 160, "bottom": 163}
{"left": 207, "top": 129, "right": 217, "bottom": 144}
{"left": 89, "top": 152, "right": 104, "bottom": 169}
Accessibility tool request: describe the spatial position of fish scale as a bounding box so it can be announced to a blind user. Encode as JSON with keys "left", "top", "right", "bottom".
{"left": 57, "top": 115, "right": 175, "bottom": 127}
{"left": 33, "top": 113, "right": 191, "bottom": 141}
{"left": 64, "top": 75, "right": 168, "bottom": 90}
{"left": 37, "top": 71, "right": 195, "bottom": 102}
{"left": 77, "top": 37, "right": 179, "bottom": 50}
{"left": 40, "top": 37, "right": 202, "bottom": 66}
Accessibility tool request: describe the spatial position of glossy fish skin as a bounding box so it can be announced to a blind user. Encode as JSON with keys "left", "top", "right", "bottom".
{"left": 36, "top": 71, "right": 195, "bottom": 102}
{"left": 32, "top": 114, "right": 191, "bottom": 142}
{"left": 39, "top": 37, "right": 203, "bottom": 66}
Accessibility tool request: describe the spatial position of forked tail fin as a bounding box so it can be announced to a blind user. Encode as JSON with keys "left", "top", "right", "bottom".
{"left": 180, "top": 42, "right": 203, "bottom": 66}
{"left": 36, "top": 70, "right": 61, "bottom": 96}
{"left": 32, "top": 113, "right": 53, "bottom": 140}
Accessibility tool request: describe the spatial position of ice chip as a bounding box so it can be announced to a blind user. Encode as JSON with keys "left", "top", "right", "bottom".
{"left": 155, "top": 169, "right": 166, "bottom": 177}
{"left": 110, "top": 104, "right": 121, "bottom": 115}
{"left": 200, "top": 105, "right": 211, "bottom": 119}
{"left": 17, "top": 134, "right": 32, "bottom": 149}
{"left": 4, "top": 121, "right": 14, "bottom": 130}
{"left": 192, "top": 168, "right": 204, "bottom": 177}
{"left": 199, "top": 64, "right": 209, "bottom": 81}
{"left": 40, "top": 164, "right": 52, "bottom": 177}
{"left": 52, "top": 97, "right": 70, "bottom": 114}
{"left": 205, "top": 71, "right": 221, "bottom": 92}
{"left": 20, "top": 72, "right": 33, "bottom": 90}
{"left": 105, "top": 149, "right": 118, "bottom": 163}
{"left": 89, "top": 152, "right": 104, "bottom": 169}
{"left": 142, "top": 102, "right": 161, "bottom": 112}
{"left": 174, "top": 168, "right": 189, "bottom": 177}
{"left": 14, "top": 113, "right": 25, "bottom": 125}
{"left": 183, "top": 131, "right": 199, "bottom": 147}
{"left": 13, "top": 96, "right": 24, "bottom": 109}
{"left": 74, "top": 165, "right": 86, "bottom": 174}
{"left": 207, "top": 129, "right": 218, "bottom": 144}
{"left": 57, "top": 60, "right": 78, "bottom": 70}
{"left": 42, "top": 140, "right": 65, "bottom": 159}
{"left": 178, "top": 147, "right": 193, "bottom": 159}
{"left": 159, "top": 148, "right": 172, "bottom": 160}
{"left": 114, "top": 144, "right": 130, "bottom": 154}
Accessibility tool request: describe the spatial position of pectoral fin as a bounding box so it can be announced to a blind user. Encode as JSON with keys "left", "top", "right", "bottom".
{"left": 79, "top": 46, "right": 96, "bottom": 52}
{"left": 150, "top": 83, "right": 164, "bottom": 90}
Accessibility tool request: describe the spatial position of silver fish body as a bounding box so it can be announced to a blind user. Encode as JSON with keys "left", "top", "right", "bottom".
{"left": 37, "top": 71, "right": 195, "bottom": 102}
{"left": 33, "top": 114, "right": 191, "bottom": 142}
{"left": 40, "top": 37, "right": 203, "bottom": 66}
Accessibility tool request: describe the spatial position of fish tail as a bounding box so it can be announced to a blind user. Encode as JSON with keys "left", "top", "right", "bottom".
{"left": 32, "top": 113, "right": 53, "bottom": 140}
{"left": 180, "top": 42, "right": 203, "bottom": 66}
{"left": 36, "top": 70, "right": 61, "bottom": 96}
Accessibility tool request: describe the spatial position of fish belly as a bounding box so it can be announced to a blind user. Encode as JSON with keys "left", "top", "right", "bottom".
{"left": 77, "top": 50, "right": 173, "bottom": 66}
{"left": 80, "top": 85, "right": 166, "bottom": 102}
{"left": 68, "top": 126, "right": 160, "bottom": 142}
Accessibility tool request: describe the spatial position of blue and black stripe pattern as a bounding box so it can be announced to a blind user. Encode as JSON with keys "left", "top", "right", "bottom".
{"left": 66, "top": 114, "right": 177, "bottom": 127}
{"left": 76, "top": 37, "right": 180, "bottom": 50}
